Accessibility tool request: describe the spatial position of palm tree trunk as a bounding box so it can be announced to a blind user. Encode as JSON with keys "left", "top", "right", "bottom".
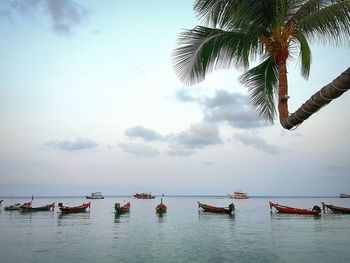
{"left": 277, "top": 60, "right": 290, "bottom": 126}
{"left": 281, "top": 67, "right": 350, "bottom": 130}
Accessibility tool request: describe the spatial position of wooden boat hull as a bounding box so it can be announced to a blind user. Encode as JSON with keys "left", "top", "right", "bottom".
{"left": 115, "top": 202, "right": 130, "bottom": 215}
{"left": 155, "top": 199, "right": 167, "bottom": 214}
{"left": 4, "top": 204, "right": 21, "bottom": 211}
{"left": 20, "top": 203, "right": 55, "bottom": 212}
{"left": 155, "top": 206, "right": 167, "bottom": 214}
{"left": 269, "top": 201, "right": 321, "bottom": 215}
{"left": 59, "top": 203, "right": 90, "bottom": 214}
{"left": 322, "top": 202, "right": 350, "bottom": 214}
{"left": 198, "top": 202, "right": 234, "bottom": 214}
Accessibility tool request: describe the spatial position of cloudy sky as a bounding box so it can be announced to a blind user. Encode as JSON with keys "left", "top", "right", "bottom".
{"left": 0, "top": 0, "right": 349, "bottom": 197}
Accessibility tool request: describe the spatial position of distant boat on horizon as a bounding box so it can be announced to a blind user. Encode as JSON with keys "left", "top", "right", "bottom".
{"left": 339, "top": 193, "right": 350, "bottom": 198}
{"left": 86, "top": 192, "right": 104, "bottom": 199}
{"left": 134, "top": 193, "right": 155, "bottom": 199}
{"left": 227, "top": 191, "right": 250, "bottom": 199}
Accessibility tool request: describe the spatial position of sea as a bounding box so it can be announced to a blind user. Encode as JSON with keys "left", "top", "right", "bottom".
{"left": 0, "top": 196, "right": 350, "bottom": 263}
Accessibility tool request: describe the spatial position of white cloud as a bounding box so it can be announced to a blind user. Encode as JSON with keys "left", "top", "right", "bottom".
{"left": 233, "top": 132, "right": 284, "bottom": 154}
{"left": 44, "top": 138, "right": 98, "bottom": 151}
{"left": 125, "top": 126, "right": 163, "bottom": 141}
{"left": 118, "top": 143, "right": 160, "bottom": 157}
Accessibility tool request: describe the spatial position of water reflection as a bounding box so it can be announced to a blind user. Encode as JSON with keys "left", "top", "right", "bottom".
{"left": 57, "top": 212, "right": 91, "bottom": 226}
{"left": 156, "top": 212, "right": 166, "bottom": 223}
{"left": 114, "top": 213, "right": 130, "bottom": 223}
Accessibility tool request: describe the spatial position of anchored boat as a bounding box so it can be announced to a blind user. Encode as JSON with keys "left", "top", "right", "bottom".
{"left": 86, "top": 192, "right": 104, "bottom": 199}
{"left": 198, "top": 201, "right": 235, "bottom": 214}
{"left": 269, "top": 201, "right": 321, "bottom": 215}
{"left": 227, "top": 191, "right": 249, "bottom": 199}
{"left": 58, "top": 202, "right": 90, "bottom": 214}
{"left": 115, "top": 202, "right": 131, "bottom": 215}
{"left": 134, "top": 193, "right": 155, "bottom": 199}
{"left": 322, "top": 202, "right": 350, "bottom": 214}
{"left": 20, "top": 203, "right": 55, "bottom": 212}
{"left": 155, "top": 198, "right": 167, "bottom": 214}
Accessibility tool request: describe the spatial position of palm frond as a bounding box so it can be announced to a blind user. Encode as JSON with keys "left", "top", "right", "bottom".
{"left": 239, "top": 56, "right": 278, "bottom": 123}
{"left": 173, "top": 26, "right": 261, "bottom": 85}
{"left": 297, "top": 1, "right": 350, "bottom": 45}
{"left": 193, "top": 0, "right": 276, "bottom": 31}
{"left": 292, "top": 31, "right": 312, "bottom": 79}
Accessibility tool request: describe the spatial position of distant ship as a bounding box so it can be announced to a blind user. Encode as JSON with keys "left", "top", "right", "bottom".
{"left": 339, "top": 193, "right": 350, "bottom": 198}
{"left": 86, "top": 192, "right": 104, "bottom": 199}
{"left": 227, "top": 191, "right": 250, "bottom": 199}
{"left": 134, "top": 193, "right": 155, "bottom": 199}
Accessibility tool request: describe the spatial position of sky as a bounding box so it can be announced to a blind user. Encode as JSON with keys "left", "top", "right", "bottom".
{"left": 0, "top": 0, "right": 349, "bottom": 197}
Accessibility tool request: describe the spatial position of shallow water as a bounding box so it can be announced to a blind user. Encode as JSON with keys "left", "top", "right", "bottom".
{"left": 0, "top": 196, "right": 349, "bottom": 263}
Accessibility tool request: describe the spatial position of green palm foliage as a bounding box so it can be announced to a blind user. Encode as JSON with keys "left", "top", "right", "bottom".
{"left": 173, "top": 0, "right": 350, "bottom": 124}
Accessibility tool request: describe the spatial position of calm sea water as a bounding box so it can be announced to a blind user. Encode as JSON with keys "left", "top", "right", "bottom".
{"left": 1, "top": 196, "right": 350, "bottom": 263}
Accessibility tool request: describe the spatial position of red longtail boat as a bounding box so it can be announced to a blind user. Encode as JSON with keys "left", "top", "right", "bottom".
{"left": 269, "top": 201, "right": 321, "bottom": 215}
{"left": 115, "top": 202, "right": 131, "bottom": 215}
{"left": 58, "top": 202, "right": 90, "bottom": 214}
{"left": 155, "top": 198, "right": 167, "bottom": 214}
{"left": 322, "top": 202, "right": 350, "bottom": 214}
{"left": 198, "top": 201, "right": 235, "bottom": 214}
{"left": 133, "top": 193, "right": 155, "bottom": 199}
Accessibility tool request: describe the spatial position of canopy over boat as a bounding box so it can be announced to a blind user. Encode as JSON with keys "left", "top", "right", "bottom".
{"left": 115, "top": 202, "right": 131, "bottom": 214}
{"left": 269, "top": 201, "right": 321, "bottom": 215}
{"left": 198, "top": 201, "right": 235, "bottom": 214}
{"left": 58, "top": 202, "right": 90, "bottom": 213}
{"left": 155, "top": 198, "right": 167, "bottom": 214}
{"left": 322, "top": 202, "right": 350, "bottom": 214}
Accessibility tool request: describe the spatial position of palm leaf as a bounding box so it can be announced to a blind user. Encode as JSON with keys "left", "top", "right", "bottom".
{"left": 239, "top": 56, "right": 278, "bottom": 123}
{"left": 292, "top": 31, "right": 312, "bottom": 79}
{"left": 193, "top": 0, "right": 276, "bottom": 32}
{"left": 173, "top": 26, "right": 261, "bottom": 85}
{"left": 297, "top": 1, "right": 350, "bottom": 45}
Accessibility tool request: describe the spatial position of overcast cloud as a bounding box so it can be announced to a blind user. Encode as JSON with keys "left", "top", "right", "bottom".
{"left": 118, "top": 143, "right": 160, "bottom": 157}
{"left": 44, "top": 138, "right": 98, "bottom": 151}
{"left": 176, "top": 89, "right": 266, "bottom": 129}
{"left": 233, "top": 133, "right": 283, "bottom": 154}
{"left": 0, "top": 0, "right": 87, "bottom": 35}
{"left": 125, "top": 126, "right": 163, "bottom": 142}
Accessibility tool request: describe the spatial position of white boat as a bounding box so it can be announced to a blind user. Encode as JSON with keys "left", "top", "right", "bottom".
{"left": 339, "top": 193, "right": 350, "bottom": 198}
{"left": 86, "top": 192, "right": 104, "bottom": 199}
{"left": 227, "top": 191, "right": 249, "bottom": 199}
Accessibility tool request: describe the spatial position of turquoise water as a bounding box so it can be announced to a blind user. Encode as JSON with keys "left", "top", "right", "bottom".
{"left": 1, "top": 196, "right": 350, "bottom": 263}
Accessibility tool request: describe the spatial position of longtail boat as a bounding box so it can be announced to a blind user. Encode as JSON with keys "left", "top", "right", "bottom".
{"left": 115, "top": 202, "right": 130, "bottom": 215}
{"left": 198, "top": 201, "right": 235, "bottom": 214}
{"left": 4, "top": 198, "right": 33, "bottom": 211}
{"left": 58, "top": 202, "right": 90, "bottom": 214}
{"left": 134, "top": 193, "right": 155, "bottom": 199}
{"left": 269, "top": 201, "right": 321, "bottom": 215}
{"left": 155, "top": 198, "right": 167, "bottom": 214}
{"left": 322, "top": 202, "right": 350, "bottom": 214}
{"left": 20, "top": 203, "right": 55, "bottom": 212}
{"left": 0, "top": 199, "right": 3, "bottom": 205}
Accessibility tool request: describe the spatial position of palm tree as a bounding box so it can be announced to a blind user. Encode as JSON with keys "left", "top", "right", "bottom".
{"left": 173, "top": 0, "right": 350, "bottom": 130}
